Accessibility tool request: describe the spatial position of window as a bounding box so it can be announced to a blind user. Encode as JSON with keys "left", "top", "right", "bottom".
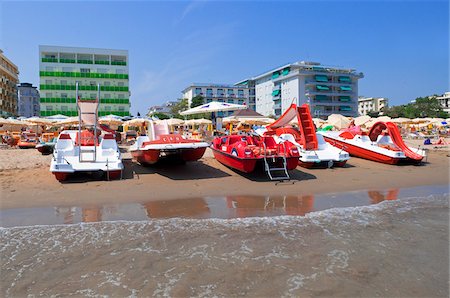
{"left": 195, "top": 88, "right": 202, "bottom": 95}
{"left": 206, "top": 88, "right": 213, "bottom": 96}
{"left": 105, "top": 106, "right": 111, "bottom": 111}
{"left": 118, "top": 82, "right": 124, "bottom": 87}
{"left": 104, "top": 94, "right": 111, "bottom": 98}
{"left": 61, "top": 106, "right": 68, "bottom": 111}
{"left": 45, "top": 80, "right": 52, "bottom": 84}
{"left": 61, "top": 80, "right": 67, "bottom": 85}
{"left": 217, "top": 89, "right": 224, "bottom": 96}
{"left": 116, "top": 69, "right": 125, "bottom": 74}
{"left": 46, "top": 106, "right": 53, "bottom": 111}
{"left": 97, "top": 68, "right": 107, "bottom": 73}
{"left": 238, "top": 89, "right": 244, "bottom": 97}
{"left": 90, "top": 94, "right": 96, "bottom": 99}
{"left": 46, "top": 93, "right": 52, "bottom": 97}
{"left": 227, "top": 89, "right": 234, "bottom": 95}
{"left": 118, "top": 94, "right": 124, "bottom": 99}
{"left": 61, "top": 93, "right": 68, "bottom": 98}
{"left": 45, "top": 67, "right": 54, "bottom": 71}
{"left": 62, "top": 67, "right": 73, "bottom": 72}
{"left": 104, "top": 82, "right": 110, "bottom": 86}
{"left": 118, "top": 106, "right": 125, "bottom": 111}
{"left": 80, "top": 68, "right": 90, "bottom": 73}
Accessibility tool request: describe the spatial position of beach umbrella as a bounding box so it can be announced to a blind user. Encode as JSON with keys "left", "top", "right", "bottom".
{"left": 25, "top": 117, "right": 55, "bottom": 125}
{"left": 391, "top": 117, "right": 411, "bottom": 124}
{"left": 327, "top": 114, "right": 351, "bottom": 130}
{"left": 55, "top": 117, "right": 79, "bottom": 126}
{"left": 123, "top": 118, "right": 149, "bottom": 126}
{"left": 375, "top": 116, "right": 392, "bottom": 122}
{"left": 222, "top": 116, "right": 240, "bottom": 124}
{"left": 238, "top": 117, "right": 274, "bottom": 125}
{"left": 46, "top": 114, "right": 69, "bottom": 121}
{"left": 98, "top": 114, "right": 124, "bottom": 126}
{"left": 180, "top": 101, "right": 247, "bottom": 116}
{"left": 164, "top": 118, "right": 185, "bottom": 126}
{"left": 354, "top": 115, "right": 371, "bottom": 126}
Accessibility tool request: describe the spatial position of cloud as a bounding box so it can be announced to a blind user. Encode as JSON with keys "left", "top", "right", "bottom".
{"left": 173, "top": 0, "right": 206, "bottom": 26}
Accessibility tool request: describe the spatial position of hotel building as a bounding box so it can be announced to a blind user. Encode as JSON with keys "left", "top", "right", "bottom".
{"left": 0, "top": 50, "right": 19, "bottom": 117}
{"left": 235, "top": 61, "right": 364, "bottom": 118}
{"left": 436, "top": 92, "right": 450, "bottom": 114}
{"left": 39, "top": 45, "right": 130, "bottom": 117}
{"left": 18, "top": 83, "right": 40, "bottom": 117}
{"left": 181, "top": 83, "right": 250, "bottom": 117}
{"left": 358, "top": 97, "right": 389, "bottom": 116}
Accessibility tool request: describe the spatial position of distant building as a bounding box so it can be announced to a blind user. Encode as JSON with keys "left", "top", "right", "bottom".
{"left": 0, "top": 50, "right": 19, "bottom": 117}
{"left": 147, "top": 100, "right": 179, "bottom": 117}
{"left": 436, "top": 92, "right": 450, "bottom": 114}
{"left": 39, "top": 45, "right": 130, "bottom": 117}
{"left": 236, "top": 61, "right": 364, "bottom": 118}
{"left": 17, "top": 83, "right": 40, "bottom": 117}
{"left": 358, "top": 97, "right": 389, "bottom": 116}
{"left": 181, "top": 83, "right": 250, "bottom": 117}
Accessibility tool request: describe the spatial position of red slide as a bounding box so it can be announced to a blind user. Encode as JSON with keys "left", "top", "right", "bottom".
{"left": 369, "top": 122, "right": 423, "bottom": 162}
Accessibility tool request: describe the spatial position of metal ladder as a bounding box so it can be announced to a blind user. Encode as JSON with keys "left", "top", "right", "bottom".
{"left": 76, "top": 82, "right": 99, "bottom": 163}
{"left": 262, "top": 140, "right": 290, "bottom": 181}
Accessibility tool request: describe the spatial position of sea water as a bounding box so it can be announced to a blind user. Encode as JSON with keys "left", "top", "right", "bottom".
{"left": 1, "top": 186, "right": 448, "bottom": 296}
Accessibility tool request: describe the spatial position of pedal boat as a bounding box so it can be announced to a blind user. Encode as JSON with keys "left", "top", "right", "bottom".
{"left": 50, "top": 83, "right": 123, "bottom": 181}
{"left": 129, "top": 119, "right": 209, "bottom": 165}
{"left": 263, "top": 104, "right": 350, "bottom": 168}
{"left": 17, "top": 132, "right": 37, "bottom": 149}
{"left": 36, "top": 133, "right": 57, "bottom": 155}
{"left": 318, "top": 121, "right": 426, "bottom": 164}
{"left": 211, "top": 134, "right": 299, "bottom": 178}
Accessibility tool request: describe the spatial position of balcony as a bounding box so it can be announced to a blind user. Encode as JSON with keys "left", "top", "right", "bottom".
{"left": 111, "top": 61, "right": 126, "bottom": 66}
{"left": 41, "top": 58, "right": 58, "bottom": 63}
{"left": 95, "top": 60, "right": 110, "bottom": 65}
{"left": 77, "top": 59, "right": 93, "bottom": 64}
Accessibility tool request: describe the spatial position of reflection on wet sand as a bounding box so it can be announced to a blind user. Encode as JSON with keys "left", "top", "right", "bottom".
{"left": 368, "top": 189, "right": 399, "bottom": 204}
{"left": 226, "top": 195, "right": 315, "bottom": 217}
{"left": 49, "top": 190, "right": 399, "bottom": 225}
{"left": 143, "top": 198, "right": 210, "bottom": 219}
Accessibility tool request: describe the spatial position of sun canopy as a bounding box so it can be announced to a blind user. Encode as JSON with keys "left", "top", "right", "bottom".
{"left": 180, "top": 102, "right": 247, "bottom": 116}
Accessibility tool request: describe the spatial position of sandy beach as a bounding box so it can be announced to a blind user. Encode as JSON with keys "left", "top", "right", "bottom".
{"left": 1, "top": 142, "right": 449, "bottom": 297}
{"left": 1, "top": 140, "right": 449, "bottom": 210}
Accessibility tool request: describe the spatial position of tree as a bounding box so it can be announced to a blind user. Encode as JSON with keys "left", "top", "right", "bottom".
{"left": 151, "top": 112, "right": 170, "bottom": 120}
{"left": 170, "top": 98, "right": 188, "bottom": 119}
{"left": 384, "top": 96, "right": 449, "bottom": 118}
{"left": 191, "top": 95, "right": 204, "bottom": 108}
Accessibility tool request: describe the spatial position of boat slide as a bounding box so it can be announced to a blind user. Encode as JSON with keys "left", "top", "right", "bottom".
{"left": 261, "top": 104, "right": 350, "bottom": 168}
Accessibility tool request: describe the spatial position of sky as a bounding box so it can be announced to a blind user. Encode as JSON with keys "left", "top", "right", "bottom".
{"left": 1, "top": 0, "right": 448, "bottom": 115}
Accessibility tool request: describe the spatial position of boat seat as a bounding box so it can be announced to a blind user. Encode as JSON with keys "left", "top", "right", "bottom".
{"left": 100, "top": 134, "right": 118, "bottom": 155}
{"left": 56, "top": 133, "right": 74, "bottom": 151}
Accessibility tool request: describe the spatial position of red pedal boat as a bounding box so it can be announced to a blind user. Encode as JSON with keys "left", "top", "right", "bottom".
{"left": 318, "top": 121, "right": 426, "bottom": 164}
{"left": 129, "top": 119, "right": 209, "bottom": 165}
{"left": 211, "top": 134, "right": 299, "bottom": 180}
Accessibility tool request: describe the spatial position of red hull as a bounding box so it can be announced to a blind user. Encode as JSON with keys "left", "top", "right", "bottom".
{"left": 212, "top": 148, "right": 259, "bottom": 173}
{"left": 323, "top": 136, "right": 400, "bottom": 165}
{"left": 131, "top": 147, "right": 207, "bottom": 165}
{"left": 18, "top": 142, "right": 36, "bottom": 149}
{"left": 212, "top": 148, "right": 298, "bottom": 173}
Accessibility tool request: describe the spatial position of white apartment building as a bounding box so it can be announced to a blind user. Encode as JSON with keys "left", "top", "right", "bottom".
{"left": 436, "top": 92, "right": 450, "bottom": 113}
{"left": 358, "top": 97, "right": 389, "bottom": 116}
{"left": 235, "top": 61, "right": 364, "bottom": 118}
{"left": 39, "top": 45, "right": 130, "bottom": 117}
{"left": 181, "top": 83, "right": 250, "bottom": 117}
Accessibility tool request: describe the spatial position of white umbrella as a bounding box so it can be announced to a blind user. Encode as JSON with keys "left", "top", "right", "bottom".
{"left": 124, "top": 118, "right": 149, "bottom": 126}
{"left": 239, "top": 117, "right": 274, "bottom": 125}
{"left": 375, "top": 116, "right": 392, "bottom": 122}
{"left": 222, "top": 116, "right": 240, "bottom": 124}
{"left": 327, "top": 114, "right": 351, "bottom": 130}
{"left": 98, "top": 115, "right": 124, "bottom": 126}
{"left": 55, "top": 117, "right": 79, "bottom": 126}
{"left": 26, "top": 117, "right": 55, "bottom": 125}
{"left": 164, "top": 118, "right": 185, "bottom": 126}
{"left": 46, "top": 114, "right": 69, "bottom": 121}
{"left": 354, "top": 115, "right": 371, "bottom": 126}
{"left": 391, "top": 117, "right": 411, "bottom": 124}
{"left": 180, "top": 101, "right": 247, "bottom": 116}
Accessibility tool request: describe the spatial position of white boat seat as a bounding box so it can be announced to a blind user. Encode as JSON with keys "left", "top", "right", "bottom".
{"left": 56, "top": 134, "right": 74, "bottom": 151}
{"left": 100, "top": 134, "right": 118, "bottom": 155}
